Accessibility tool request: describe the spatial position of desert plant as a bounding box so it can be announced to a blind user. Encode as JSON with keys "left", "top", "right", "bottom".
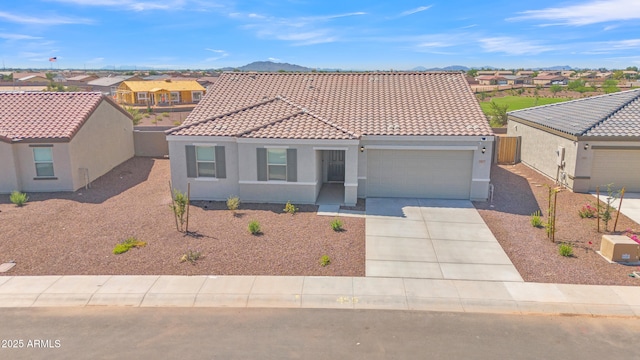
{"left": 487, "top": 101, "right": 509, "bottom": 127}
{"left": 558, "top": 243, "right": 573, "bottom": 257}
{"left": 598, "top": 184, "right": 621, "bottom": 232}
{"left": 173, "top": 120, "right": 181, "bottom": 126}
{"left": 530, "top": 210, "right": 543, "bottom": 228}
{"left": 330, "top": 218, "right": 344, "bottom": 232}
{"left": 319, "top": 255, "right": 331, "bottom": 267}
{"left": 283, "top": 201, "right": 298, "bottom": 215}
{"left": 9, "top": 191, "right": 28, "bottom": 207}
{"left": 162, "top": 112, "right": 170, "bottom": 118}
{"left": 248, "top": 220, "right": 261, "bottom": 235}
{"left": 124, "top": 106, "right": 143, "bottom": 126}
{"left": 170, "top": 188, "right": 189, "bottom": 232}
{"left": 227, "top": 195, "right": 240, "bottom": 212}
{"left": 578, "top": 204, "right": 597, "bottom": 218}
{"left": 180, "top": 249, "right": 202, "bottom": 264}
{"left": 113, "top": 236, "right": 147, "bottom": 255}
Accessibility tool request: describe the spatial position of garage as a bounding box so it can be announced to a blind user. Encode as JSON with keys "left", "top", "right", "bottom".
{"left": 367, "top": 149, "right": 473, "bottom": 199}
{"left": 590, "top": 149, "right": 640, "bottom": 192}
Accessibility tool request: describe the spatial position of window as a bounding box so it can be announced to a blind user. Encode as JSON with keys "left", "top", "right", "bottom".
{"left": 137, "top": 92, "right": 148, "bottom": 101}
{"left": 267, "top": 149, "right": 287, "bottom": 181}
{"left": 196, "top": 146, "right": 216, "bottom": 177}
{"left": 192, "top": 91, "right": 203, "bottom": 102}
{"left": 171, "top": 92, "right": 180, "bottom": 103}
{"left": 33, "top": 147, "right": 54, "bottom": 177}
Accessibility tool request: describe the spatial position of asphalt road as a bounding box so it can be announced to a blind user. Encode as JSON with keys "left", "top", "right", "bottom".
{"left": 0, "top": 308, "right": 637, "bottom": 359}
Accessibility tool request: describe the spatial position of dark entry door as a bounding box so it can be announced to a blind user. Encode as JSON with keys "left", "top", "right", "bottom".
{"left": 327, "top": 150, "right": 345, "bottom": 182}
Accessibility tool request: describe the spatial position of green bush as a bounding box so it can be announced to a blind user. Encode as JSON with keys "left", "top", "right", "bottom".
{"left": 180, "top": 249, "right": 202, "bottom": 264}
{"left": 559, "top": 243, "right": 573, "bottom": 257}
{"left": 113, "top": 237, "right": 147, "bottom": 255}
{"left": 530, "top": 210, "right": 543, "bottom": 228}
{"left": 9, "top": 191, "right": 28, "bottom": 207}
{"left": 330, "top": 218, "right": 344, "bottom": 232}
{"left": 248, "top": 220, "right": 261, "bottom": 235}
{"left": 162, "top": 112, "right": 170, "bottom": 118}
{"left": 170, "top": 189, "right": 189, "bottom": 232}
{"left": 319, "top": 255, "right": 331, "bottom": 267}
{"left": 227, "top": 195, "right": 240, "bottom": 212}
{"left": 283, "top": 201, "right": 298, "bottom": 215}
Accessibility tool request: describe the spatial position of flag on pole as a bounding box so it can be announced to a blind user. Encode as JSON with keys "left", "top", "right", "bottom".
{"left": 49, "top": 57, "right": 57, "bottom": 62}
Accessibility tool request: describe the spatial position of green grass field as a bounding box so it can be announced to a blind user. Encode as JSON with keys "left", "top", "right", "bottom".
{"left": 479, "top": 96, "right": 571, "bottom": 114}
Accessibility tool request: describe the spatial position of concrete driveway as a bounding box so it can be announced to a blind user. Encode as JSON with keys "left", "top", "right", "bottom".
{"left": 366, "top": 198, "right": 523, "bottom": 282}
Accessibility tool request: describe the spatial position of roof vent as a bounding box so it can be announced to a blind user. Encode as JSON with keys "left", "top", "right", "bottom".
{"left": 369, "top": 76, "right": 381, "bottom": 82}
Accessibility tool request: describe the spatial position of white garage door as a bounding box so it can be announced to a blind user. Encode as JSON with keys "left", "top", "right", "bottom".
{"left": 367, "top": 149, "right": 473, "bottom": 199}
{"left": 590, "top": 149, "right": 640, "bottom": 192}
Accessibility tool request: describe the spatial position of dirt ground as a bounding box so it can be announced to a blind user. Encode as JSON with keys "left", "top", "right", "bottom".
{"left": 136, "top": 111, "right": 191, "bottom": 127}
{"left": 475, "top": 163, "right": 640, "bottom": 286}
{"left": 0, "top": 158, "right": 365, "bottom": 276}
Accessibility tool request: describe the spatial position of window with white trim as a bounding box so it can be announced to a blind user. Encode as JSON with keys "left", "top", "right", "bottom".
{"left": 192, "top": 91, "right": 203, "bottom": 102}
{"left": 196, "top": 146, "right": 216, "bottom": 177}
{"left": 137, "top": 92, "right": 148, "bottom": 101}
{"left": 267, "top": 148, "right": 287, "bottom": 181}
{"left": 171, "top": 91, "right": 180, "bottom": 103}
{"left": 33, "top": 147, "right": 54, "bottom": 177}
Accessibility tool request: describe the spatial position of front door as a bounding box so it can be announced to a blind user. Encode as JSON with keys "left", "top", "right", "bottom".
{"left": 327, "top": 150, "right": 345, "bottom": 182}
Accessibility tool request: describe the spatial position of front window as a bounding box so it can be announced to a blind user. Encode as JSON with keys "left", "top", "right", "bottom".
{"left": 267, "top": 149, "right": 286, "bottom": 181}
{"left": 137, "top": 92, "right": 148, "bottom": 100}
{"left": 196, "top": 146, "right": 216, "bottom": 177}
{"left": 171, "top": 92, "right": 180, "bottom": 103}
{"left": 33, "top": 147, "right": 54, "bottom": 177}
{"left": 192, "top": 91, "right": 203, "bottom": 102}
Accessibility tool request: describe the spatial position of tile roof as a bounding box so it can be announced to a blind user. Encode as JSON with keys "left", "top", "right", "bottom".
{"left": 169, "top": 72, "right": 492, "bottom": 139}
{"left": 0, "top": 92, "right": 126, "bottom": 143}
{"left": 87, "top": 75, "right": 134, "bottom": 87}
{"left": 121, "top": 80, "right": 205, "bottom": 92}
{"left": 509, "top": 89, "right": 640, "bottom": 137}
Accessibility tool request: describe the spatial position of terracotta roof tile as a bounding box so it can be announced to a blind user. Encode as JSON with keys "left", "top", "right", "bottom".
{"left": 0, "top": 92, "right": 110, "bottom": 143}
{"left": 169, "top": 72, "right": 492, "bottom": 138}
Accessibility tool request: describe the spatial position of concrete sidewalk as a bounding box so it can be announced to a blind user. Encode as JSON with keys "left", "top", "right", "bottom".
{"left": 0, "top": 275, "right": 639, "bottom": 317}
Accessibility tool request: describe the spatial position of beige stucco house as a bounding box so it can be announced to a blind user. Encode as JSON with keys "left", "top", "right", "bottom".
{"left": 507, "top": 89, "right": 640, "bottom": 192}
{"left": 0, "top": 92, "right": 134, "bottom": 193}
{"left": 166, "top": 72, "right": 494, "bottom": 206}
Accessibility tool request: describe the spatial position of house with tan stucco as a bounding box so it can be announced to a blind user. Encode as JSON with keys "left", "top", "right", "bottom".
{"left": 0, "top": 92, "right": 134, "bottom": 193}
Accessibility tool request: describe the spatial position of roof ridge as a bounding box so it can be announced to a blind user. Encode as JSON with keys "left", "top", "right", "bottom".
{"left": 276, "top": 95, "right": 360, "bottom": 138}
{"left": 167, "top": 97, "right": 279, "bottom": 134}
{"left": 510, "top": 88, "right": 640, "bottom": 114}
{"left": 582, "top": 90, "right": 640, "bottom": 135}
{"left": 235, "top": 109, "right": 305, "bottom": 137}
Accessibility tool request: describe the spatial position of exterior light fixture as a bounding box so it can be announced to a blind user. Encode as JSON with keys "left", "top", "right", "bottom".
{"left": 482, "top": 146, "right": 486, "bottom": 154}
{"left": 584, "top": 143, "right": 589, "bottom": 150}
{"left": 360, "top": 146, "right": 364, "bottom": 153}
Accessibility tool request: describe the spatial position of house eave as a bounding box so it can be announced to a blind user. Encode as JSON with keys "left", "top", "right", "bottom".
{"left": 508, "top": 115, "right": 579, "bottom": 141}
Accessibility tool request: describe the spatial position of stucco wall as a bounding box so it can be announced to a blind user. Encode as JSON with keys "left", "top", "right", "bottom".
{"left": 133, "top": 130, "right": 169, "bottom": 157}
{"left": 507, "top": 119, "right": 578, "bottom": 189}
{"left": 68, "top": 100, "right": 134, "bottom": 190}
{"left": 12, "top": 142, "right": 74, "bottom": 192}
{"left": 0, "top": 142, "right": 20, "bottom": 193}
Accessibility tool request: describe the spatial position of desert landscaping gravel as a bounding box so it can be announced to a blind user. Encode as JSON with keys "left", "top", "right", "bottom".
{"left": 475, "top": 163, "right": 640, "bottom": 286}
{"left": 0, "top": 158, "right": 365, "bottom": 277}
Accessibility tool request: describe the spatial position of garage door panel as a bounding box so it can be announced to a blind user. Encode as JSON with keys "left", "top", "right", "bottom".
{"left": 367, "top": 150, "right": 473, "bottom": 199}
{"left": 590, "top": 150, "right": 640, "bottom": 192}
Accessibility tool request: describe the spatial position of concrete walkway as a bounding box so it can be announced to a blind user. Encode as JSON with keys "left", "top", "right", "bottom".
{"left": 0, "top": 275, "right": 639, "bottom": 317}
{"left": 592, "top": 192, "right": 640, "bottom": 226}
{"left": 366, "top": 198, "right": 522, "bottom": 282}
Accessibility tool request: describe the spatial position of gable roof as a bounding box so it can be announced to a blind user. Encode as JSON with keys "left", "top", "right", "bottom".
{"left": 508, "top": 89, "right": 640, "bottom": 137}
{"left": 120, "top": 80, "right": 205, "bottom": 92}
{"left": 88, "top": 75, "right": 134, "bottom": 87}
{"left": 168, "top": 72, "right": 492, "bottom": 139}
{"left": 0, "top": 92, "right": 130, "bottom": 143}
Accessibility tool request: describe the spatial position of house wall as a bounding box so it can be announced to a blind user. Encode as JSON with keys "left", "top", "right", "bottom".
{"left": 68, "top": 100, "right": 134, "bottom": 191}
{"left": 0, "top": 142, "right": 20, "bottom": 193}
{"left": 575, "top": 140, "right": 640, "bottom": 192}
{"left": 507, "top": 119, "right": 579, "bottom": 189}
{"left": 133, "top": 129, "right": 169, "bottom": 157}
{"left": 13, "top": 142, "right": 75, "bottom": 192}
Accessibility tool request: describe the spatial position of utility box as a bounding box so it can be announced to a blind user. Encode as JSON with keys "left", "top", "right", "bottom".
{"left": 600, "top": 235, "right": 640, "bottom": 263}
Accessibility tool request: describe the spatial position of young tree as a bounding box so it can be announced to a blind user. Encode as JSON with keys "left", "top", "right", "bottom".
{"left": 602, "top": 79, "right": 620, "bottom": 94}
{"left": 550, "top": 84, "right": 562, "bottom": 96}
{"left": 487, "top": 101, "right": 509, "bottom": 127}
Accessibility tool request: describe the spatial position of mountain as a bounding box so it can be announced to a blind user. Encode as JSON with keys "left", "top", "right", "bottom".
{"left": 412, "top": 65, "right": 469, "bottom": 71}
{"left": 535, "top": 65, "right": 573, "bottom": 71}
{"left": 219, "top": 61, "right": 313, "bottom": 72}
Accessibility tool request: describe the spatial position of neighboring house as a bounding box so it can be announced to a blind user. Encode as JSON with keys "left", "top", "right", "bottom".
{"left": 0, "top": 92, "right": 134, "bottom": 193}
{"left": 197, "top": 76, "right": 219, "bottom": 88}
{"left": 503, "top": 75, "right": 532, "bottom": 85}
{"left": 507, "top": 89, "right": 640, "bottom": 192}
{"left": 476, "top": 75, "right": 507, "bottom": 85}
{"left": 165, "top": 72, "right": 494, "bottom": 205}
{"left": 66, "top": 74, "right": 99, "bottom": 83}
{"left": 516, "top": 71, "right": 535, "bottom": 76}
{"left": 87, "top": 75, "right": 141, "bottom": 96}
{"left": 116, "top": 80, "right": 206, "bottom": 106}
{"left": 532, "top": 75, "right": 567, "bottom": 85}
{"left": 16, "top": 75, "right": 49, "bottom": 83}
{"left": 12, "top": 72, "right": 47, "bottom": 81}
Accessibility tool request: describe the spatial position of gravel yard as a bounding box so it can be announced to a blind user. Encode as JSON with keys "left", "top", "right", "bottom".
{"left": 0, "top": 157, "right": 365, "bottom": 276}
{"left": 475, "top": 163, "right": 640, "bottom": 286}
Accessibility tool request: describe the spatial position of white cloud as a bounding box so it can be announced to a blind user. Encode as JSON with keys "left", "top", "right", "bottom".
{"left": 479, "top": 37, "right": 554, "bottom": 55}
{"left": 509, "top": 0, "right": 640, "bottom": 26}
{"left": 267, "top": 57, "right": 280, "bottom": 62}
{"left": 204, "top": 48, "right": 228, "bottom": 61}
{"left": 399, "top": 6, "right": 432, "bottom": 17}
{"left": 0, "top": 11, "right": 92, "bottom": 25}
{"left": 46, "top": 0, "right": 195, "bottom": 11}
{"left": 0, "top": 33, "right": 42, "bottom": 40}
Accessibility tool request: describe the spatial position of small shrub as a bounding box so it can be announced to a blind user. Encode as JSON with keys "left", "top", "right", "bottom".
{"left": 173, "top": 120, "right": 181, "bottom": 126}
{"left": 283, "top": 201, "right": 298, "bottom": 215}
{"left": 180, "top": 249, "right": 202, "bottom": 264}
{"left": 170, "top": 189, "right": 189, "bottom": 232}
{"left": 248, "top": 220, "right": 261, "bottom": 235}
{"left": 113, "top": 236, "right": 147, "bottom": 255}
{"left": 330, "top": 218, "right": 344, "bottom": 232}
{"left": 578, "top": 204, "right": 597, "bottom": 218}
{"left": 319, "top": 255, "right": 331, "bottom": 267}
{"left": 559, "top": 243, "right": 573, "bottom": 257}
{"left": 227, "top": 195, "right": 240, "bottom": 212}
{"left": 162, "top": 112, "right": 170, "bottom": 118}
{"left": 530, "top": 210, "right": 543, "bottom": 228}
{"left": 9, "top": 191, "right": 28, "bottom": 207}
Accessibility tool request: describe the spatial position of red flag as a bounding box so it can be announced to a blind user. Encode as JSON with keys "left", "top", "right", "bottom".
{"left": 49, "top": 57, "right": 57, "bottom": 62}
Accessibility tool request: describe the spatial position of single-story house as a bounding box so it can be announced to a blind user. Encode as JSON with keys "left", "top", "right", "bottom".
{"left": 476, "top": 75, "right": 507, "bottom": 85}
{"left": 66, "top": 74, "right": 99, "bottom": 83}
{"left": 165, "top": 72, "right": 494, "bottom": 205}
{"left": 532, "top": 75, "right": 568, "bottom": 85}
{"left": 116, "top": 80, "right": 206, "bottom": 106}
{"left": 87, "top": 75, "right": 142, "bottom": 96}
{"left": 503, "top": 75, "right": 532, "bottom": 85}
{"left": 16, "top": 75, "right": 49, "bottom": 83}
{"left": 507, "top": 89, "right": 640, "bottom": 192}
{"left": 0, "top": 92, "right": 135, "bottom": 193}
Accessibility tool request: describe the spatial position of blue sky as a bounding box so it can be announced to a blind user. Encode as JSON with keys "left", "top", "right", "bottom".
{"left": 1, "top": 0, "right": 639, "bottom": 70}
